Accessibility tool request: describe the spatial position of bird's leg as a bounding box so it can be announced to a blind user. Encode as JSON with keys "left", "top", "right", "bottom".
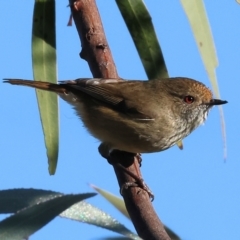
{"left": 115, "top": 161, "right": 154, "bottom": 201}
{"left": 98, "top": 143, "right": 154, "bottom": 201}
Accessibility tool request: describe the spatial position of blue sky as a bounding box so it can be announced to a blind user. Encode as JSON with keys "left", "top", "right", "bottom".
{"left": 1, "top": 1, "right": 240, "bottom": 239}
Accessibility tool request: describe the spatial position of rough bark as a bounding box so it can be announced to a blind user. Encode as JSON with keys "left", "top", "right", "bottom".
{"left": 69, "top": 1, "right": 170, "bottom": 239}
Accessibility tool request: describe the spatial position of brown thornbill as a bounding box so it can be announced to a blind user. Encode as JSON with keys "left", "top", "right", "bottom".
{"left": 4, "top": 78, "right": 227, "bottom": 156}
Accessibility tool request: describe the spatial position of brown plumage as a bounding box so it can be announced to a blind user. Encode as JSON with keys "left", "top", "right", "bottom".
{"left": 4, "top": 78, "right": 227, "bottom": 155}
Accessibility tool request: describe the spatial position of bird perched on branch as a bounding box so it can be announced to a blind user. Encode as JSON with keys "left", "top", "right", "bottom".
{"left": 4, "top": 77, "right": 227, "bottom": 157}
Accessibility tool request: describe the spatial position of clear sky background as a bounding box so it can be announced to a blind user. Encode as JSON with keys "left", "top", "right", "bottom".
{"left": 1, "top": 1, "right": 240, "bottom": 239}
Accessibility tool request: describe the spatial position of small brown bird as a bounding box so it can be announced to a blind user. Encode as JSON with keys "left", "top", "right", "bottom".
{"left": 4, "top": 78, "right": 227, "bottom": 156}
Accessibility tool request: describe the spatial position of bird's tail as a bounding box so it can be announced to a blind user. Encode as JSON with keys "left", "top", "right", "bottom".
{"left": 3, "top": 79, "right": 67, "bottom": 94}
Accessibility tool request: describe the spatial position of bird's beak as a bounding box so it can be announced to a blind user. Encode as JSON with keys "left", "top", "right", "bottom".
{"left": 206, "top": 99, "right": 228, "bottom": 106}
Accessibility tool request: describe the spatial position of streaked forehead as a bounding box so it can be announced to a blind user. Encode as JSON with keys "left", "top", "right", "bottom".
{"left": 169, "top": 78, "right": 213, "bottom": 101}
{"left": 189, "top": 80, "right": 213, "bottom": 101}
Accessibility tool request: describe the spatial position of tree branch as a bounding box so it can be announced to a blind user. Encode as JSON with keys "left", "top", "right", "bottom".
{"left": 69, "top": 1, "right": 170, "bottom": 239}
{"left": 69, "top": 0, "right": 118, "bottom": 78}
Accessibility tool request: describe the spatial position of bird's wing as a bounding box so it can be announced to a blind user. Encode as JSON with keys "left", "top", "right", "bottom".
{"left": 66, "top": 78, "right": 124, "bottom": 105}
{"left": 66, "top": 78, "right": 154, "bottom": 120}
{"left": 4, "top": 78, "right": 154, "bottom": 120}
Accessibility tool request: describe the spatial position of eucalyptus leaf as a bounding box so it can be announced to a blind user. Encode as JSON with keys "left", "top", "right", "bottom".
{"left": 0, "top": 189, "right": 138, "bottom": 239}
{"left": 116, "top": 0, "right": 168, "bottom": 79}
{"left": 90, "top": 184, "right": 129, "bottom": 218}
{"left": 60, "top": 201, "right": 140, "bottom": 239}
{"left": 32, "top": 0, "right": 59, "bottom": 174}
{"left": 181, "top": 0, "right": 227, "bottom": 158}
{"left": 0, "top": 191, "right": 95, "bottom": 240}
{"left": 116, "top": 0, "right": 184, "bottom": 150}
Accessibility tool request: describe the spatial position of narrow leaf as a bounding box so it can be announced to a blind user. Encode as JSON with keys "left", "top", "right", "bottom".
{"left": 176, "top": 140, "right": 183, "bottom": 150}
{"left": 180, "top": 0, "right": 227, "bottom": 158}
{"left": 60, "top": 201, "right": 140, "bottom": 239}
{"left": 0, "top": 189, "right": 62, "bottom": 213}
{"left": 0, "top": 192, "right": 96, "bottom": 240}
{"left": 32, "top": 0, "right": 59, "bottom": 174}
{"left": 90, "top": 184, "right": 129, "bottom": 218}
{"left": 0, "top": 189, "right": 138, "bottom": 239}
{"left": 116, "top": 0, "right": 183, "bottom": 149}
{"left": 116, "top": 0, "right": 168, "bottom": 79}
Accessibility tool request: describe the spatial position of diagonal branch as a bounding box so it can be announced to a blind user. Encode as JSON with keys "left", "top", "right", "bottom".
{"left": 69, "top": 0, "right": 118, "bottom": 78}
{"left": 69, "top": 1, "right": 170, "bottom": 239}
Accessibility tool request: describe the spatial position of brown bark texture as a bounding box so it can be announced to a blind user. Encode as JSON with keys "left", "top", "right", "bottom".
{"left": 69, "top": 1, "right": 171, "bottom": 239}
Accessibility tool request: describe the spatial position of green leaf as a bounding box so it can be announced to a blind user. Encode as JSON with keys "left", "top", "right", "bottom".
{"left": 176, "top": 140, "right": 183, "bottom": 150}
{"left": 90, "top": 184, "right": 130, "bottom": 219}
{"left": 32, "top": 0, "right": 59, "bottom": 174}
{"left": 0, "top": 189, "right": 138, "bottom": 239}
{"left": 116, "top": 0, "right": 168, "bottom": 79}
{"left": 60, "top": 201, "right": 140, "bottom": 239}
{"left": 0, "top": 190, "right": 96, "bottom": 240}
{"left": 180, "top": 0, "right": 227, "bottom": 158}
{"left": 0, "top": 189, "right": 62, "bottom": 213}
{"left": 116, "top": 0, "right": 183, "bottom": 149}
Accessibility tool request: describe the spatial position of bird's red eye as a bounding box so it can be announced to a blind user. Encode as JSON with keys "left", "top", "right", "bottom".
{"left": 184, "top": 95, "right": 195, "bottom": 104}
